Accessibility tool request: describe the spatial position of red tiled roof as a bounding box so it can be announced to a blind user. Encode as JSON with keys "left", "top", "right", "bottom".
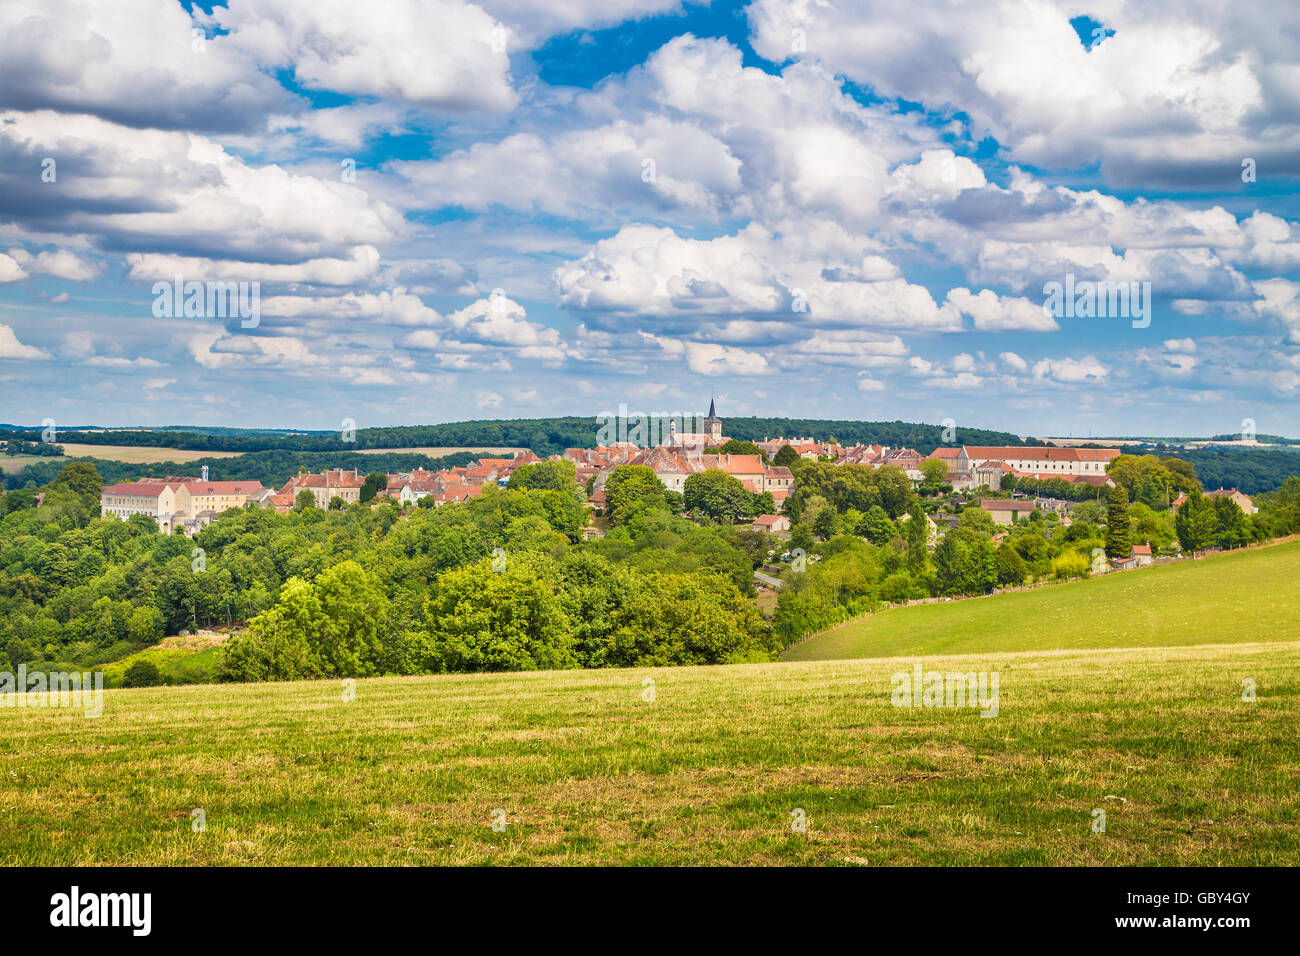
{"left": 980, "top": 499, "right": 1036, "bottom": 511}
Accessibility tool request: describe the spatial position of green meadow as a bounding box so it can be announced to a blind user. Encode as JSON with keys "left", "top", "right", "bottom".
{"left": 1, "top": 640, "right": 1296, "bottom": 865}
{"left": 784, "top": 539, "right": 1300, "bottom": 661}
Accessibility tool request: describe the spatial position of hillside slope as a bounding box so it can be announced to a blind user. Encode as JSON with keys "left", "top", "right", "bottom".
{"left": 784, "top": 540, "right": 1300, "bottom": 662}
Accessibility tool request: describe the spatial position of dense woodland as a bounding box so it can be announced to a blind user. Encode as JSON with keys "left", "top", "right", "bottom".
{"left": 8, "top": 451, "right": 478, "bottom": 491}
{"left": 3, "top": 417, "right": 1029, "bottom": 459}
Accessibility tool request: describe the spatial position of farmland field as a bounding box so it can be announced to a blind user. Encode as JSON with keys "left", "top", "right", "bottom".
{"left": 1, "top": 640, "right": 1296, "bottom": 865}
{"left": 785, "top": 539, "right": 1300, "bottom": 661}
{"left": 53, "top": 443, "right": 246, "bottom": 464}
{"left": 0, "top": 455, "right": 54, "bottom": 475}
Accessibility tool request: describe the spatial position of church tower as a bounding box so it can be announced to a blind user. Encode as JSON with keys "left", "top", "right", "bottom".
{"left": 703, "top": 397, "right": 723, "bottom": 442}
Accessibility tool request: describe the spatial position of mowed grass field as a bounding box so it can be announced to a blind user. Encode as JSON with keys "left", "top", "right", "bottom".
{"left": 1, "top": 641, "right": 1296, "bottom": 865}
{"left": 785, "top": 539, "right": 1300, "bottom": 661}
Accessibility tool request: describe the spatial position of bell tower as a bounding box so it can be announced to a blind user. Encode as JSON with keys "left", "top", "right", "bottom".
{"left": 703, "top": 397, "right": 722, "bottom": 442}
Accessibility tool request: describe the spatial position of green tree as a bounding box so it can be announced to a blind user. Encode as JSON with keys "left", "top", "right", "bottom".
{"left": 603, "top": 466, "right": 666, "bottom": 524}
{"left": 857, "top": 505, "right": 896, "bottom": 544}
{"left": 360, "top": 472, "right": 387, "bottom": 502}
{"left": 127, "top": 605, "right": 164, "bottom": 644}
{"left": 773, "top": 445, "right": 802, "bottom": 468}
{"left": 294, "top": 490, "right": 317, "bottom": 511}
{"left": 932, "top": 527, "right": 995, "bottom": 596}
{"left": 683, "top": 469, "right": 748, "bottom": 521}
{"left": 1104, "top": 485, "right": 1131, "bottom": 558}
{"left": 420, "top": 555, "right": 578, "bottom": 672}
{"left": 606, "top": 572, "right": 775, "bottom": 666}
{"left": 508, "top": 459, "right": 578, "bottom": 493}
{"left": 717, "top": 439, "right": 765, "bottom": 456}
{"left": 812, "top": 505, "right": 840, "bottom": 540}
{"left": 920, "top": 458, "right": 949, "bottom": 488}
{"left": 1175, "top": 492, "right": 1217, "bottom": 553}
{"left": 994, "top": 543, "right": 1028, "bottom": 586}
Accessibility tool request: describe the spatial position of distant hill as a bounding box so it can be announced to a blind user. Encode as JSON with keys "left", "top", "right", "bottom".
{"left": 0, "top": 416, "right": 1030, "bottom": 458}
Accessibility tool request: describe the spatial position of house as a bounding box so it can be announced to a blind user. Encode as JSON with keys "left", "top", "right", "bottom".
{"left": 930, "top": 445, "right": 1120, "bottom": 486}
{"left": 751, "top": 514, "right": 791, "bottom": 534}
{"left": 978, "top": 499, "right": 1038, "bottom": 525}
{"left": 1207, "top": 488, "right": 1257, "bottom": 514}
{"left": 1132, "top": 544, "right": 1153, "bottom": 566}
{"left": 1111, "top": 554, "right": 1139, "bottom": 571}
{"left": 100, "top": 468, "right": 265, "bottom": 533}
{"left": 278, "top": 468, "right": 367, "bottom": 508}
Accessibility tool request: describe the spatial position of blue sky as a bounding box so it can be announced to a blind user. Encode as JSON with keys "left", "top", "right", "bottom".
{"left": 2, "top": 0, "right": 1299, "bottom": 439}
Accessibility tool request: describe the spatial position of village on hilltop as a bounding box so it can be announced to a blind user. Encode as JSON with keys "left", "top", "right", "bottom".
{"left": 97, "top": 404, "right": 1256, "bottom": 544}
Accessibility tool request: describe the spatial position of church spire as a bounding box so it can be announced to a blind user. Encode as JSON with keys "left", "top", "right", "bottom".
{"left": 707, "top": 396, "right": 717, "bottom": 419}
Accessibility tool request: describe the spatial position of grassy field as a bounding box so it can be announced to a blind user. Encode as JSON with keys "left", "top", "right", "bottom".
{"left": 785, "top": 540, "right": 1300, "bottom": 661}
{"left": 1, "top": 640, "right": 1296, "bottom": 865}
{"left": 0, "top": 455, "right": 53, "bottom": 475}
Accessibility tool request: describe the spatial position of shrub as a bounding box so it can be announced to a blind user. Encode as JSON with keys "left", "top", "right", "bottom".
{"left": 121, "top": 659, "right": 164, "bottom": 688}
{"left": 1050, "top": 551, "right": 1091, "bottom": 580}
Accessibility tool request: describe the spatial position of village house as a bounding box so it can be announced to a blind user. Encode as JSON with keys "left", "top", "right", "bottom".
{"left": 929, "top": 445, "right": 1120, "bottom": 491}
{"left": 979, "top": 498, "right": 1038, "bottom": 525}
{"left": 278, "top": 468, "right": 367, "bottom": 508}
{"left": 751, "top": 514, "right": 791, "bottom": 534}
{"left": 100, "top": 466, "right": 265, "bottom": 534}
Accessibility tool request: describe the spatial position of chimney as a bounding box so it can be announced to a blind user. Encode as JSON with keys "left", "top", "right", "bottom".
{"left": 201, "top": 465, "right": 209, "bottom": 482}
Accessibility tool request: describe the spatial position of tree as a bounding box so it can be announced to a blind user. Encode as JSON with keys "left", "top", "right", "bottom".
{"left": 127, "top": 605, "right": 164, "bottom": 644}
{"left": 789, "top": 522, "right": 814, "bottom": 552}
{"left": 328, "top": 496, "right": 346, "bottom": 511}
{"left": 812, "top": 505, "right": 840, "bottom": 540}
{"left": 1104, "top": 485, "right": 1131, "bottom": 558}
{"left": 508, "top": 459, "right": 578, "bottom": 493}
{"left": 994, "top": 543, "right": 1028, "bottom": 586}
{"left": 718, "top": 439, "right": 765, "bottom": 456}
{"left": 920, "top": 458, "right": 949, "bottom": 488}
{"left": 1212, "top": 497, "right": 1249, "bottom": 549}
{"left": 294, "top": 490, "right": 317, "bottom": 511}
{"left": 901, "top": 510, "right": 930, "bottom": 573}
{"left": 1175, "top": 492, "right": 1217, "bottom": 553}
{"left": 420, "top": 555, "right": 578, "bottom": 672}
{"left": 603, "top": 466, "right": 666, "bottom": 524}
{"left": 607, "top": 572, "right": 775, "bottom": 666}
{"left": 932, "top": 527, "right": 996, "bottom": 596}
{"left": 360, "top": 472, "right": 387, "bottom": 502}
{"left": 857, "top": 505, "right": 896, "bottom": 544}
{"left": 122, "top": 659, "right": 164, "bottom": 688}
{"left": 683, "top": 469, "right": 748, "bottom": 521}
{"left": 958, "top": 506, "right": 996, "bottom": 536}
{"left": 773, "top": 445, "right": 802, "bottom": 468}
